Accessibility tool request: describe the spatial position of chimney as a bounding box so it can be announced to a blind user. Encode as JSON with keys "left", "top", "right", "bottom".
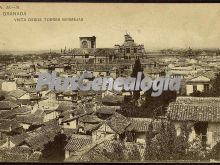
{"left": 94, "top": 104, "right": 97, "bottom": 112}
{"left": 70, "top": 113, "right": 74, "bottom": 118}
{"left": 58, "top": 117, "right": 62, "bottom": 125}
{"left": 61, "top": 128, "right": 64, "bottom": 134}
{"left": 9, "top": 124, "right": 12, "bottom": 132}
{"left": 7, "top": 136, "right": 11, "bottom": 148}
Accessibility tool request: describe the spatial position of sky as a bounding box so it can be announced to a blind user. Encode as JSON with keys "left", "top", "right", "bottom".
{"left": 0, "top": 3, "right": 220, "bottom": 51}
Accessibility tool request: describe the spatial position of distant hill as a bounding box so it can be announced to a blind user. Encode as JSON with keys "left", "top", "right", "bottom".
{"left": 0, "top": 50, "right": 60, "bottom": 56}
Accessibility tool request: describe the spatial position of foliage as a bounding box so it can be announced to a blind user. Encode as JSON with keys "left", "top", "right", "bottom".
{"left": 41, "top": 132, "right": 67, "bottom": 162}
{"left": 131, "top": 58, "right": 144, "bottom": 101}
{"left": 144, "top": 122, "right": 209, "bottom": 161}
{"left": 143, "top": 89, "right": 177, "bottom": 117}
{"left": 127, "top": 144, "right": 141, "bottom": 161}
{"left": 184, "top": 136, "right": 208, "bottom": 161}
{"left": 102, "top": 140, "right": 141, "bottom": 162}
{"left": 211, "top": 72, "right": 220, "bottom": 97}
{"left": 144, "top": 122, "right": 155, "bottom": 160}
{"left": 207, "top": 142, "right": 220, "bottom": 160}
{"left": 102, "top": 140, "right": 126, "bottom": 162}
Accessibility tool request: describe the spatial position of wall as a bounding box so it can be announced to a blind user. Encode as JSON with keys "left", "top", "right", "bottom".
{"left": 19, "top": 94, "right": 31, "bottom": 100}
{"left": 44, "top": 111, "right": 58, "bottom": 122}
{"left": 63, "top": 120, "right": 77, "bottom": 129}
{"left": 2, "top": 81, "right": 17, "bottom": 91}
{"left": 0, "top": 138, "right": 15, "bottom": 149}
{"left": 186, "top": 84, "right": 206, "bottom": 95}
{"left": 173, "top": 121, "right": 220, "bottom": 148}
{"left": 65, "top": 150, "right": 70, "bottom": 159}
{"left": 135, "top": 133, "right": 146, "bottom": 144}
{"left": 92, "top": 123, "right": 115, "bottom": 142}
{"left": 208, "top": 123, "right": 220, "bottom": 148}
{"left": 55, "top": 67, "right": 64, "bottom": 73}
{"left": 173, "top": 121, "right": 195, "bottom": 142}
{"left": 20, "top": 123, "right": 31, "bottom": 130}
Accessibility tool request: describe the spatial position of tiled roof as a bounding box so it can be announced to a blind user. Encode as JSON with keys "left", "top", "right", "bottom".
{"left": 28, "top": 151, "right": 42, "bottom": 161}
{"left": 0, "top": 145, "right": 36, "bottom": 162}
{"left": 16, "top": 78, "right": 36, "bottom": 85}
{"left": 16, "top": 114, "right": 44, "bottom": 125}
{"left": 176, "top": 96, "right": 220, "bottom": 105}
{"left": 79, "top": 115, "right": 103, "bottom": 124}
{"left": 79, "top": 146, "right": 110, "bottom": 162}
{"left": 11, "top": 132, "right": 29, "bottom": 146}
{"left": 0, "top": 106, "right": 32, "bottom": 119}
{"left": 44, "top": 109, "right": 56, "bottom": 114}
{"left": 102, "top": 95, "right": 124, "bottom": 105}
{"left": 2, "top": 150, "right": 29, "bottom": 162}
{"left": 81, "top": 123, "right": 102, "bottom": 132}
{"left": 0, "top": 119, "right": 21, "bottom": 132}
{"left": 126, "top": 118, "right": 166, "bottom": 132}
{"left": 23, "top": 79, "right": 36, "bottom": 85}
{"left": 70, "top": 48, "right": 115, "bottom": 57}
{"left": 14, "top": 106, "right": 32, "bottom": 114}
{"left": 96, "top": 106, "right": 120, "bottom": 115}
{"left": 167, "top": 102, "right": 220, "bottom": 122}
{"left": 8, "top": 89, "right": 27, "bottom": 99}
{"left": 62, "top": 113, "right": 86, "bottom": 123}
{"left": 65, "top": 134, "right": 92, "bottom": 152}
{"left": 8, "top": 146, "right": 32, "bottom": 155}
{"left": 80, "top": 140, "right": 143, "bottom": 162}
{"left": 78, "top": 91, "right": 99, "bottom": 97}
{"left": 63, "top": 128, "right": 78, "bottom": 138}
{"left": 107, "top": 112, "right": 131, "bottom": 134}
{"left": 93, "top": 48, "right": 115, "bottom": 57}
{"left": 24, "top": 120, "right": 60, "bottom": 151}
{"left": 59, "top": 109, "right": 75, "bottom": 118}
{"left": 0, "top": 101, "right": 19, "bottom": 110}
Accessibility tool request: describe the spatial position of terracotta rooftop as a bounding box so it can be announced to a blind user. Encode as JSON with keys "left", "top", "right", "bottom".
{"left": 0, "top": 101, "right": 19, "bottom": 110}
{"left": 65, "top": 134, "right": 92, "bottom": 152}
{"left": 167, "top": 102, "right": 220, "bottom": 122}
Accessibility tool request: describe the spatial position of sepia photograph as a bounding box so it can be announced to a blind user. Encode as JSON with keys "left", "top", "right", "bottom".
{"left": 0, "top": 2, "right": 220, "bottom": 163}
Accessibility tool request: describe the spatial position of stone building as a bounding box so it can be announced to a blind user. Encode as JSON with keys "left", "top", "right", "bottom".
{"left": 167, "top": 97, "right": 220, "bottom": 148}
{"left": 80, "top": 36, "right": 96, "bottom": 49}
{"left": 114, "top": 33, "right": 146, "bottom": 59}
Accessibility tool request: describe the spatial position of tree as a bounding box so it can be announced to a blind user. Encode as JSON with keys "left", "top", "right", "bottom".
{"left": 131, "top": 58, "right": 144, "bottom": 101}
{"left": 127, "top": 144, "right": 141, "bottom": 161}
{"left": 208, "top": 142, "right": 220, "bottom": 160}
{"left": 41, "top": 132, "right": 67, "bottom": 162}
{"left": 144, "top": 90, "right": 177, "bottom": 117}
{"left": 144, "top": 121, "right": 194, "bottom": 161}
{"left": 185, "top": 136, "right": 208, "bottom": 161}
{"left": 211, "top": 72, "right": 220, "bottom": 96}
{"left": 103, "top": 140, "right": 126, "bottom": 162}
{"left": 144, "top": 122, "right": 155, "bottom": 160}
{"left": 143, "top": 120, "right": 212, "bottom": 161}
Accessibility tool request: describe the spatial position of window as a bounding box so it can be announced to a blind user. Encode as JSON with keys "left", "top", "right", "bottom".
{"left": 194, "top": 122, "right": 208, "bottom": 146}
{"left": 193, "top": 85, "right": 197, "bottom": 92}
{"left": 134, "top": 48, "right": 137, "bottom": 53}
{"left": 126, "top": 48, "right": 130, "bottom": 53}
{"left": 204, "top": 84, "right": 209, "bottom": 92}
{"left": 81, "top": 41, "right": 88, "bottom": 48}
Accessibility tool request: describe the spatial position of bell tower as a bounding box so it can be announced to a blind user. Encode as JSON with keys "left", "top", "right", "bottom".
{"left": 79, "top": 36, "right": 96, "bottom": 48}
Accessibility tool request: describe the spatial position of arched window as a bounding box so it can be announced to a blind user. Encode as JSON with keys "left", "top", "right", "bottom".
{"left": 81, "top": 41, "right": 88, "bottom": 48}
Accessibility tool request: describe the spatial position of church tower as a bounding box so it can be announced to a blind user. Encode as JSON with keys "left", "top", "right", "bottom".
{"left": 79, "top": 36, "right": 96, "bottom": 48}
